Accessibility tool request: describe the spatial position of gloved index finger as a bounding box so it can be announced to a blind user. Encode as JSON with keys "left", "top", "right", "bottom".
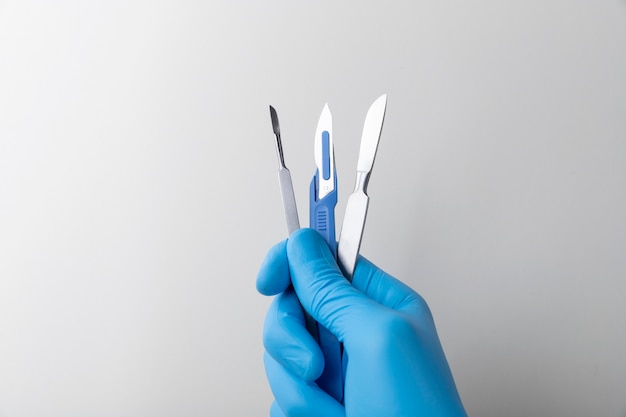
{"left": 286, "top": 228, "right": 381, "bottom": 341}
{"left": 256, "top": 239, "right": 291, "bottom": 296}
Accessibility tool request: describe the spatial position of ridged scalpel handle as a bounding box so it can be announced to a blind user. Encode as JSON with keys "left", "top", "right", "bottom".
{"left": 309, "top": 169, "right": 343, "bottom": 403}
{"left": 309, "top": 171, "right": 338, "bottom": 257}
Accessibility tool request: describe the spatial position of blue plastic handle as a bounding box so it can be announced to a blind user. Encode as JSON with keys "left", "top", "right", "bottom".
{"left": 309, "top": 171, "right": 338, "bottom": 257}
{"left": 309, "top": 169, "right": 343, "bottom": 403}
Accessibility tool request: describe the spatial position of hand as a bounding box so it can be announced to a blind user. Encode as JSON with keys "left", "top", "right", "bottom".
{"left": 257, "top": 228, "right": 467, "bottom": 417}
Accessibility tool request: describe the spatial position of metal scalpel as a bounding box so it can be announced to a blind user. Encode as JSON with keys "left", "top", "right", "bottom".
{"left": 269, "top": 105, "right": 300, "bottom": 235}
{"left": 337, "top": 94, "right": 387, "bottom": 280}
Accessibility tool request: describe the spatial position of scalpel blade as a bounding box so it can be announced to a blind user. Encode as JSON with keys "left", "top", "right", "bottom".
{"left": 337, "top": 94, "right": 387, "bottom": 280}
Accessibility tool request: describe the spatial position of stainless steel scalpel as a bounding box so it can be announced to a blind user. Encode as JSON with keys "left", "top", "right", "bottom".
{"left": 337, "top": 94, "right": 387, "bottom": 280}
{"left": 269, "top": 105, "right": 300, "bottom": 235}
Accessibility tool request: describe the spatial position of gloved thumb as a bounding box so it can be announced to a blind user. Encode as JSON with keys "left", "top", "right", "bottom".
{"left": 286, "top": 228, "right": 380, "bottom": 342}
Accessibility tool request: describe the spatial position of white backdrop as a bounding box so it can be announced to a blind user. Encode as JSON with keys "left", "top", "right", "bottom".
{"left": 1, "top": 1, "right": 625, "bottom": 416}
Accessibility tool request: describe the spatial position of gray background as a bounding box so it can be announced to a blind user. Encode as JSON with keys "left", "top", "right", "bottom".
{"left": 1, "top": 1, "right": 625, "bottom": 416}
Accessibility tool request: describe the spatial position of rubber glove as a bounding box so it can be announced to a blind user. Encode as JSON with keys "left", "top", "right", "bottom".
{"left": 257, "top": 228, "right": 467, "bottom": 417}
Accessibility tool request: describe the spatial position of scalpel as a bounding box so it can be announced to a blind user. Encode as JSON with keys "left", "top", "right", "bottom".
{"left": 309, "top": 103, "right": 343, "bottom": 403}
{"left": 269, "top": 105, "right": 300, "bottom": 235}
{"left": 337, "top": 94, "right": 387, "bottom": 280}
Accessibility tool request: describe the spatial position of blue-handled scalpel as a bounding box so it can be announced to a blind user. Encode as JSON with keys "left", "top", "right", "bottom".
{"left": 310, "top": 103, "right": 338, "bottom": 255}
{"left": 309, "top": 103, "right": 343, "bottom": 403}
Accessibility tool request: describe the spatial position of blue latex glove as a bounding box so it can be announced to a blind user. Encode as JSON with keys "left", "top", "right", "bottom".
{"left": 257, "top": 228, "right": 467, "bottom": 417}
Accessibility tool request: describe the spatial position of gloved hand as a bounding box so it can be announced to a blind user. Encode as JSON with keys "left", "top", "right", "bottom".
{"left": 257, "top": 228, "right": 467, "bottom": 417}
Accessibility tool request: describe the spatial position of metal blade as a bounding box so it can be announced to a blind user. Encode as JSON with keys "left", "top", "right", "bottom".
{"left": 270, "top": 105, "right": 286, "bottom": 168}
{"left": 314, "top": 103, "right": 334, "bottom": 200}
{"left": 357, "top": 94, "right": 387, "bottom": 174}
{"left": 337, "top": 190, "right": 368, "bottom": 280}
